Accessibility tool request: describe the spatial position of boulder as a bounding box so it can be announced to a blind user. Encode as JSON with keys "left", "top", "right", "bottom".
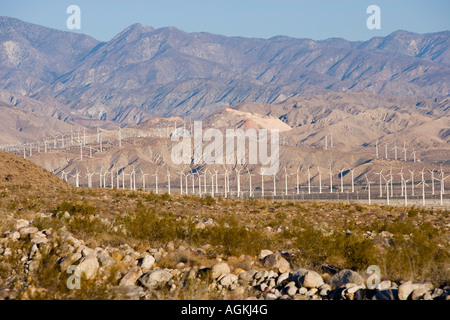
{"left": 18, "top": 226, "right": 39, "bottom": 238}
{"left": 398, "top": 281, "right": 433, "bottom": 300}
{"left": 258, "top": 250, "right": 273, "bottom": 260}
{"left": 138, "top": 255, "right": 155, "bottom": 272}
{"left": 219, "top": 274, "right": 238, "bottom": 287}
{"left": 260, "top": 251, "right": 290, "bottom": 273}
{"left": 77, "top": 255, "right": 99, "bottom": 280}
{"left": 97, "top": 254, "right": 115, "bottom": 268}
{"left": 298, "top": 271, "right": 324, "bottom": 289}
{"left": 139, "top": 269, "right": 173, "bottom": 289}
{"left": 211, "top": 262, "right": 231, "bottom": 279}
{"left": 329, "top": 269, "right": 364, "bottom": 289}
{"left": 119, "top": 266, "right": 143, "bottom": 287}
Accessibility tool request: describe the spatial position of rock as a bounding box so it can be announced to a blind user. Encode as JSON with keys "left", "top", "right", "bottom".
{"left": 306, "top": 288, "right": 318, "bottom": 296}
{"left": 298, "top": 287, "right": 308, "bottom": 295}
{"left": 372, "top": 289, "right": 398, "bottom": 300}
{"left": 258, "top": 249, "right": 273, "bottom": 260}
{"left": 119, "top": 266, "right": 143, "bottom": 287}
{"left": 238, "top": 270, "right": 257, "bottom": 285}
{"left": 376, "top": 280, "right": 391, "bottom": 291}
{"left": 138, "top": 255, "right": 155, "bottom": 272}
{"left": 219, "top": 274, "right": 238, "bottom": 287}
{"left": 18, "top": 226, "right": 39, "bottom": 238}
{"left": 139, "top": 269, "right": 173, "bottom": 289}
{"left": 431, "top": 288, "right": 444, "bottom": 299}
{"left": 14, "top": 219, "right": 30, "bottom": 230}
{"left": 7, "top": 231, "right": 20, "bottom": 241}
{"left": 276, "top": 272, "right": 290, "bottom": 286}
{"left": 260, "top": 251, "right": 290, "bottom": 273}
{"left": 286, "top": 286, "right": 298, "bottom": 296}
{"left": 77, "top": 255, "right": 99, "bottom": 280}
{"left": 263, "top": 293, "right": 278, "bottom": 300}
{"left": 110, "top": 285, "right": 144, "bottom": 300}
{"left": 329, "top": 269, "right": 364, "bottom": 289}
{"left": 411, "top": 288, "right": 429, "bottom": 300}
{"left": 398, "top": 281, "right": 433, "bottom": 300}
{"left": 298, "top": 271, "right": 324, "bottom": 289}
{"left": 97, "top": 254, "right": 115, "bottom": 268}
{"left": 211, "top": 262, "right": 231, "bottom": 279}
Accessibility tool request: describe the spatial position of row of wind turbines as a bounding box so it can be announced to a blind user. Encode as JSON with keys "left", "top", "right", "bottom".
{"left": 59, "top": 164, "right": 449, "bottom": 207}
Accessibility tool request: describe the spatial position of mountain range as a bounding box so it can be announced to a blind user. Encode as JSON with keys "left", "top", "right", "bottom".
{"left": 0, "top": 16, "right": 449, "bottom": 127}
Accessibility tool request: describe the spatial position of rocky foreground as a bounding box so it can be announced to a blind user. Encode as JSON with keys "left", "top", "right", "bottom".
{"left": 1, "top": 216, "right": 448, "bottom": 301}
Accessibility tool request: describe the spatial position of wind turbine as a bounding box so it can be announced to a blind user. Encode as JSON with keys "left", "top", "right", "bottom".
{"left": 392, "top": 142, "right": 398, "bottom": 161}
{"left": 411, "top": 148, "right": 416, "bottom": 163}
{"left": 436, "top": 173, "right": 448, "bottom": 206}
{"left": 375, "top": 170, "right": 383, "bottom": 198}
{"left": 307, "top": 166, "right": 311, "bottom": 194}
{"left": 389, "top": 167, "right": 394, "bottom": 198}
{"left": 72, "top": 168, "right": 81, "bottom": 188}
{"left": 398, "top": 168, "right": 404, "bottom": 197}
{"left": 296, "top": 166, "right": 301, "bottom": 195}
{"left": 236, "top": 168, "right": 242, "bottom": 198}
{"left": 417, "top": 168, "right": 428, "bottom": 206}
{"left": 166, "top": 169, "right": 171, "bottom": 195}
{"left": 98, "top": 168, "right": 103, "bottom": 188}
{"left": 260, "top": 169, "right": 265, "bottom": 198}
{"left": 131, "top": 167, "right": 137, "bottom": 191}
{"left": 350, "top": 168, "right": 355, "bottom": 193}
{"left": 338, "top": 168, "right": 345, "bottom": 193}
{"left": 185, "top": 172, "right": 189, "bottom": 195}
{"left": 140, "top": 170, "right": 150, "bottom": 191}
{"left": 110, "top": 167, "right": 114, "bottom": 189}
{"left": 385, "top": 142, "right": 388, "bottom": 160}
{"left": 382, "top": 174, "right": 391, "bottom": 205}
{"left": 403, "top": 177, "right": 411, "bottom": 206}
{"left": 364, "top": 174, "right": 373, "bottom": 205}
{"left": 153, "top": 169, "right": 159, "bottom": 194}
{"left": 429, "top": 169, "right": 436, "bottom": 195}
{"left": 273, "top": 172, "right": 277, "bottom": 196}
{"left": 86, "top": 168, "right": 94, "bottom": 188}
{"left": 440, "top": 165, "right": 445, "bottom": 195}
{"left": 248, "top": 169, "right": 254, "bottom": 198}
{"left": 317, "top": 167, "right": 322, "bottom": 194}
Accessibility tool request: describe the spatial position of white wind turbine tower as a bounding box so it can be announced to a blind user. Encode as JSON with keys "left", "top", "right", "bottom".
{"left": 110, "top": 168, "right": 114, "bottom": 189}
{"left": 350, "top": 168, "right": 355, "bottom": 193}
{"left": 98, "top": 168, "right": 103, "bottom": 188}
{"left": 417, "top": 168, "right": 428, "bottom": 206}
{"left": 429, "top": 169, "right": 436, "bottom": 195}
{"left": 382, "top": 174, "right": 391, "bottom": 205}
{"left": 86, "top": 168, "right": 94, "bottom": 188}
{"left": 248, "top": 169, "right": 254, "bottom": 197}
{"left": 185, "top": 172, "right": 189, "bottom": 195}
{"left": 116, "top": 168, "right": 120, "bottom": 189}
{"left": 436, "top": 173, "right": 448, "bottom": 206}
{"left": 131, "top": 167, "right": 137, "bottom": 191}
{"left": 211, "top": 173, "right": 215, "bottom": 197}
{"left": 411, "top": 148, "right": 416, "bottom": 163}
{"left": 392, "top": 142, "right": 398, "bottom": 161}
{"left": 214, "top": 169, "right": 219, "bottom": 194}
{"left": 440, "top": 165, "right": 445, "bottom": 195}
{"left": 364, "top": 174, "right": 373, "bottom": 205}
{"left": 203, "top": 169, "right": 208, "bottom": 194}
{"left": 389, "top": 167, "right": 394, "bottom": 198}
{"left": 153, "top": 169, "right": 159, "bottom": 194}
{"left": 166, "top": 169, "right": 171, "bottom": 195}
{"left": 140, "top": 170, "right": 150, "bottom": 191}
{"left": 296, "top": 166, "right": 301, "bottom": 195}
{"left": 72, "top": 168, "right": 81, "bottom": 188}
{"left": 385, "top": 142, "right": 388, "bottom": 160}
{"left": 398, "top": 168, "right": 404, "bottom": 197}
{"left": 317, "top": 167, "right": 322, "bottom": 194}
{"left": 338, "top": 168, "right": 345, "bottom": 193}
{"left": 236, "top": 168, "right": 242, "bottom": 198}
{"left": 408, "top": 169, "right": 415, "bottom": 196}
{"left": 191, "top": 172, "right": 195, "bottom": 194}
{"left": 402, "top": 142, "right": 407, "bottom": 162}
{"left": 121, "top": 170, "right": 126, "bottom": 189}
{"left": 375, "top": 170, "right": 383, "bottom": 198}
{"left": 272, "top": 172, "right": 277, "bottom": 196}
{"left": 403, "top": 177, "right": 411, "bottom": 206}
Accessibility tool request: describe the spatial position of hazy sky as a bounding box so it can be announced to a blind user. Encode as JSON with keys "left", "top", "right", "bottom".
{"left": 1, "top": 0, "right": 449, "bottom": 42}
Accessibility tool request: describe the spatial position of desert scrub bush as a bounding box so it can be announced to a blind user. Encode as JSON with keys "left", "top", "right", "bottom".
{"left": 282, "top": 224, "right": 378, "bottom": 270}
{"left": 52, "top": 201, "right": 96, "bottom": 216}
{"left": 197, "top": 215, "right": 272, "bottom": 257}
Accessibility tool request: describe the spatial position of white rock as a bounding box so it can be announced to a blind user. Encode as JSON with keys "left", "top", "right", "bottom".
{"left": 139, "top": 269, "right": 173, "bottom": 289}
{"left": 119, "top": 266, "right": 143, "bottom": 287}
{"left": 258, "top": 249, "right": 273, "bottom": 260}
{"left": 211, "top": 262, "right": 231, "bottom": 279}
{"left": 77, "top": 255, "right": 99, "bottom": 280}
{"left": 219, "top": 274, "right": 238, "bottom": 287}
{"left": 139, "top": 255, "right": 155, "bottom": 272}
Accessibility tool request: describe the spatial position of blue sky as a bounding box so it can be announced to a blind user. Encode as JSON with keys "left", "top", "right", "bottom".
{"left": 1, "top": 0, "right": 449, "bottom": 42}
